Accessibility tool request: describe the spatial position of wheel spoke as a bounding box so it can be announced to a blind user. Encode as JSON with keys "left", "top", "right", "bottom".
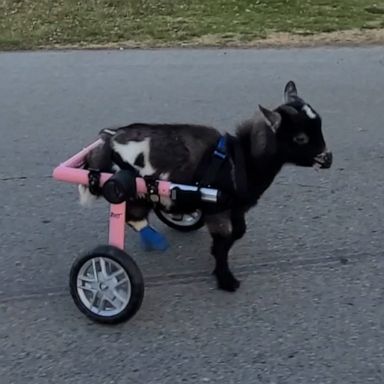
{"left": 109, "top": 269, "right": 126, "bottom": 280}
{"left": 162, "top": 209, "right": 202, "bottom": 227}
{"left": 102, "top": 295, "right": 117, "bottom": 309}
{"left": 114, "top": 277, "right": 129, "bottom": 288}
{"left": 90, "top": 291, "right": 99, "bottom": 308}
{"left": 78, "top": 275, "right": 96, "bottom": 283}
{"left": 113, "top": 289, "right": 127, "bottom": 304}
{"left": 92, "top": 259, "right": 98, "bottom": 281}
{"left": 78, "top": 285, "right": 97, "bottom": 293}
{"left": 99, "top": 257, "right": 108, "bottom": 278}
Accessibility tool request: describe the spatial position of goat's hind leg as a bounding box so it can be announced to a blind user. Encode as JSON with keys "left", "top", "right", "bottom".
{"left": 126, "top": 200, "right": 169, "bottom": 251}
{"left": 126, "top": 200, "right": 152, "bottom": 231}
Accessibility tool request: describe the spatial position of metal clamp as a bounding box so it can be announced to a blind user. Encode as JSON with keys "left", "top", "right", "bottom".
{"left": 144, "top": 176, "right": 160, "bottom": 203}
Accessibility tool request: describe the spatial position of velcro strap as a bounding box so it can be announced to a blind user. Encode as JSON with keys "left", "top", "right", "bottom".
{"left": 111, "top": 151, "right": 139, "bottom": 175}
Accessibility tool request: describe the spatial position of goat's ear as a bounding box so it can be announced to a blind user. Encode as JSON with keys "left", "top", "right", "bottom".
{"left": 250, "top": 119, "right": 277, "bottom": 158}
{"left": 284, "top": 80, "right": 298, "bottom": 103}
{"left": 258, "top": 105, "right": 281, "bottom": 133}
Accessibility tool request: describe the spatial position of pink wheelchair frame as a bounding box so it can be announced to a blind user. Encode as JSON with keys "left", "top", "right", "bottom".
{"left": 52, "top": 139, "right": 220, "bottom": 324}
{"left": 52, "top": 139, "right": 178, "bottom": 251}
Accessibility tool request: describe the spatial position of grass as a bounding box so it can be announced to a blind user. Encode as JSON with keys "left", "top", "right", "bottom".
{"left": 0, "top": 0, "right": 384, "bottom": 50}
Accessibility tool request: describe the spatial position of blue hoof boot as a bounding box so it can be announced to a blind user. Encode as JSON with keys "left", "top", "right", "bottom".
{"left": 139, "top": 226, "right": 169, "bottom": 251}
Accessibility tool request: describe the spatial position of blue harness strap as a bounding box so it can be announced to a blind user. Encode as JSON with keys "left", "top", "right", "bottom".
{"left": 195, "top": 133, "right": 249, "bottom": 206}
{"left": 198, "top": 135, "right": 229, "bottom": 188}
{"left": 213, "top": 136, "right": 228, "bottom": 159}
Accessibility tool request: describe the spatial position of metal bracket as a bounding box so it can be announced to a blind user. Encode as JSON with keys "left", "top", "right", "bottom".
{"left": 144, "top": 176, "right": 160, "bottom": 203}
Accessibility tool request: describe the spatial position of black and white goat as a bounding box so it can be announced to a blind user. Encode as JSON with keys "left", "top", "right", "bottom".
{"left": 79, "top": 81, "right": 332, "bottom": 292}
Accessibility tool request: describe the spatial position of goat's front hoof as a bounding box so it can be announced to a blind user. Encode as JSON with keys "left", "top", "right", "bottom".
{"left": 216, "top": 270, "right": 240, "bottom": 292}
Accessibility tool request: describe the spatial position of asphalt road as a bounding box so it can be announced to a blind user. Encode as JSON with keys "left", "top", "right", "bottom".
{"left": 1, "top": 47, "right": 384, "bottom": 384}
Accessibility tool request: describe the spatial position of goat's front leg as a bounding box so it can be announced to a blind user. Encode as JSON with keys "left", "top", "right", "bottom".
{"left": 206, "top": 209, "right": 246, "bottom": 292}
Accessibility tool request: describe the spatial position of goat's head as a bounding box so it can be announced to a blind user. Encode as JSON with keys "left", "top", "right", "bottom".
{"left": 257, "top": 81, "right": 332, "bottom": 169}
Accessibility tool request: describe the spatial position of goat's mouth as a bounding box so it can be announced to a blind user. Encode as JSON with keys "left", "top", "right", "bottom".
{"left": 313, "top": 151, "right": 333, "bottom": 169}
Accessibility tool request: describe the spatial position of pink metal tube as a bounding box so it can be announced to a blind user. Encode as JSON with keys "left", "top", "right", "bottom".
{"left": 60, "top": 139, "right": 104, "bottom": 168}
{"left": 52, "top": 139, "right": 171, "bottom": 197}
{"left": 109, "top": 203, "right": 126, "bottom": 250}
{"left": 52, "top": 140, "right": 173, "bottom": 251}
{"left": 53, "top": 165, "right": 171, "bottom": 197}
{"left": 53, "top": 166, "right": 112, "bottom": 186}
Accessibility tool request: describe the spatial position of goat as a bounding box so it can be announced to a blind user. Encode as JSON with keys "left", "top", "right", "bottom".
{"left": 79, "top": 81, "right": 333, "bottom": 292}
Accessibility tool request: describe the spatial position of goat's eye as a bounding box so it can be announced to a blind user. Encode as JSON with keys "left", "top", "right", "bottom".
{"left": 293, "top": 133, "right": 309, "bottom": 145}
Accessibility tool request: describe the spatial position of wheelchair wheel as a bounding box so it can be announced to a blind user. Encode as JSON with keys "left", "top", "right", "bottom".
{"left": 153, "top": 207, "right": 205, "bottom": 232}
{"left": 69, "top": 245, "right": 144, "bottom": 324}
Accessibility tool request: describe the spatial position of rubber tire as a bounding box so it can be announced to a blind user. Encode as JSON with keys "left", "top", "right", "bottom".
{"left": 153, "top": 207, "right": 205, "bottom": 232}
{"left": 69, "top": 244, "right": 144, "bottom": 325}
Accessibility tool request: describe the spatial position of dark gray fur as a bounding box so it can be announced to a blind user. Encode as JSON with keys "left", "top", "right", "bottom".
{"left": 83, "top": 81, "right": 333, "bottom": 292}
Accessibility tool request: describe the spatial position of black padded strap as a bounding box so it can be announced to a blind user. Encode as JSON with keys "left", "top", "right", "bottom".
{"left": 88, "top": 168, "right": 102, "bottom": 195}
{"left": 197, "top": 133, "right": 249, "bottom": 201}
{"left": 111, "top": 151, "right": 140, "bottom": 176}
{"left": 227, "top": 135, "right": 249, "bottom": 200}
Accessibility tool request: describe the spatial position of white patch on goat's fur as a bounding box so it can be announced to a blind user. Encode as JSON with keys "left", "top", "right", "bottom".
{"left": 302, "top": 105, "right": 317, "bottom": 119}
{"left": 128, "top": 219, "right": 148, "bottom": 231}
{"left": 112, "top": 163, "right": 120, "bottom": 172}
{"left": 159, "top": 172, "right": 170, "bottom": 180}
{"left": 112, "top": 138, "right": 156, "bottom": 176}
{"left": 78, "top": 185, "right": 97, "bottom": 206}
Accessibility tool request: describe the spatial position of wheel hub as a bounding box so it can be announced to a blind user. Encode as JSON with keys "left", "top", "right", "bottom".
{"left": 99, "top": 282, "right": 109, "bottom": 291}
